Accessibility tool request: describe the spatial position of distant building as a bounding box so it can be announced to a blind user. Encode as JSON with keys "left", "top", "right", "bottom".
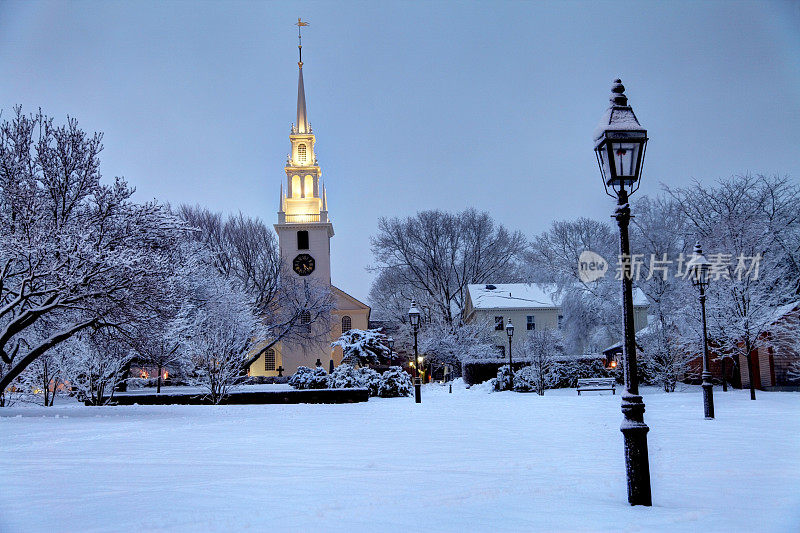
{"left": 463, "top": 283, "right": 649, "bottom": 355}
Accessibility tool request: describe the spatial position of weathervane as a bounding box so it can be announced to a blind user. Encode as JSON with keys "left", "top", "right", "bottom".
{"left": 296, "top": 18, "right": 309, "bottom": 65}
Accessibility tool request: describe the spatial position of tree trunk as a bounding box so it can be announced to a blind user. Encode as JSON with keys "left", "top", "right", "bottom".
{"left": 745, "top": 347, "right": 757, "bottom": 400}
{"left": 157, "top": 364, "right": 162, "bottom": 393}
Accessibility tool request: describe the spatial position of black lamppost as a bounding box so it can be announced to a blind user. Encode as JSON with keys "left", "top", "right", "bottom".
{"left": 505, "top": 318, "right": 514, "bottom": 376}
{"left": 387, "top": 336, "right": 395, "bottom": 365}
{"left": 594, "top": 79, "right": 652, "bottom": 507}
{"left": 687, "top": 242, "right": 715, "bottom": 419}
{"left": 409, "top": 301, "right": 422, "bottom": 403}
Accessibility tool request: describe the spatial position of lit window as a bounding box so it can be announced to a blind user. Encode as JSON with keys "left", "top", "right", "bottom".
{"left": 291, "top": 175, "right": 301, "bottom": 198}
{"left": 527, "top": 315, "right": 535, "bottom": 331}
{"left": 304, "top": 175, "right": 313, "bottom": 197}
{"left": 495, "top": 316, "right": 504, "bottom": 331}
{"left": 264, "top": 349, "right": 276, "bottom": 371}
{"left": 342, "top": 315, "right": 352, "bottom": 333}
{"left": 297, "top": 144, "right": 307, "bottom": 163}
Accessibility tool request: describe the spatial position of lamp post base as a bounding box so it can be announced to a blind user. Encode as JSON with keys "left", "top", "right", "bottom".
{"left": 414, "top": 378, "right": 421, "bottom": 404}
{"left": 702, "top": 380, "right": 715, "bottom": 419}
{"left": 620, "top": 392, "right": 652, "bottom": 506}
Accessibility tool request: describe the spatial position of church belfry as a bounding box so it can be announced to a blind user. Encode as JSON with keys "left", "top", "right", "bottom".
{"left": 276, "top": 18, "right": 333, "bottom": 285}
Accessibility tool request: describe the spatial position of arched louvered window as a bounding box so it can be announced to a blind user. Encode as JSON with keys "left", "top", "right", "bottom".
{"left": 291, "top": 175, "right": 301, "bottom": 198}
{"left": 264, "top": 349, "right": 276, "bottom": 371}
{"left": 342, "top": 315, "right": 352, "bottom": 333}
{"left": 297, "top": 144, "right": 307, "bottom": 163}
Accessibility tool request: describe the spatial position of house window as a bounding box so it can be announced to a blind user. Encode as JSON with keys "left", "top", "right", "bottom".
{"left": 342, "top": 315, "right": 352, "bottom": 333}
{"left": 495, "top": 316, "right": 504, "bottom": 330}
{"left": 495, "top": 345, "right": 505, "bottom": 357}
{"left": 301, "top": 311, "right": 311, "bottom": 324}
{"left": 297, "top": 143, "right": 307, "bottom": 163}
{"left": 297, "top": 230, "right": 309, "bottom": 250}
{"left": 264, "top": 349, "right": 276, "bottom": 371}
{"left": 558, "top": 315, "right": 564, "bottom": 330}
{"left": 527, "top": 315, "right": 535, "bottom": 331}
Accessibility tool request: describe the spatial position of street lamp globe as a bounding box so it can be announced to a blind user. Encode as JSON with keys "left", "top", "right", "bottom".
{"left": 408, "top": 301, "right": 421, "bottom": 328}
{"left": 686, "top": 242, "right": 712, "bottom": 290}
{"left": 594, "top": 79, "right": 648, "bottom": 198}
{"left": 505, "top": 318, "right": 514, "bottom": 338}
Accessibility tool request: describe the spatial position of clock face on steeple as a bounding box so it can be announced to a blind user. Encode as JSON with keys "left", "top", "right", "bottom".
{"left": 293, "top": 253, "right": 315, "bottom": 276}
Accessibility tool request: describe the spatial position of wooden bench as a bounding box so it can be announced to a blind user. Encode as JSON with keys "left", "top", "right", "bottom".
{"left": 577, "top": 377, "right": 616, "bottom": 395}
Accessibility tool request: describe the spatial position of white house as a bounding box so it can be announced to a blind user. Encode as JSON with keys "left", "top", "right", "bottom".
{"left": 463, "top": 283, "right": 649, "bottom": 355}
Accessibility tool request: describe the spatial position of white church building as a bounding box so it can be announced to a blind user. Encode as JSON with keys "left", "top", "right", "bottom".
{"left": 249, "top": 32, "right": 370, "bottom": 377}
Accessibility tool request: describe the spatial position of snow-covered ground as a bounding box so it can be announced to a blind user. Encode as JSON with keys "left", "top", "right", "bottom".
{"left": 1, "top": 383, "right": 798, "bottom": 532}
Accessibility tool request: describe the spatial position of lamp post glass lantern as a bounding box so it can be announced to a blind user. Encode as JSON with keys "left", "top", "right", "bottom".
{"left": 687, "top": 242, "right": 715, "bottom": 419}
{"left": 594, "top": 79, "right": 652, "bottom": 507}
{"left": 387, "top": 336, "right": 394, "bottom": 364}
{"left": 408, "top": 301, "right": 422, "bottom": 403}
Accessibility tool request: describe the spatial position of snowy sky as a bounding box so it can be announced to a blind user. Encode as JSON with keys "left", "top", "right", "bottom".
{"left": 1, "top": 0, "right": 799, "bottom": 303}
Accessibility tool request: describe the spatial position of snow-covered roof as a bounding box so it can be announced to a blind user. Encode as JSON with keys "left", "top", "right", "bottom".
{"left": 467, "top": 283, "right": 648, "bottom": 311}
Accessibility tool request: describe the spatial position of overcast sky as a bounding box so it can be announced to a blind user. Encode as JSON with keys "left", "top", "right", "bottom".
{"left": 1, "top": 0, "right": 799, "bottom": 303}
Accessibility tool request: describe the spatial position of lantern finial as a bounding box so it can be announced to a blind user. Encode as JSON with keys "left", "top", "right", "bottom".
{"left": 611, "top": 79, "right": 628, "bottom": 106}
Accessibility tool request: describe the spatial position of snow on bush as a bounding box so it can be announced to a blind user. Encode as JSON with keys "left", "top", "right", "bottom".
{"left": 288, "top": 366, "right": 329, "bottom": 389}
{"left": 359, "top": 368, "right": 381, "bottom": 397}
{"left": 378, "top": 366, "right": 412, "bottom": 397}
{"left": 512, "top": 366, "right": 538, "bottom": 393}
{"left": 327, "top": 364, "right": 362, "bottom": 389}
{"left": 493, "top": 365, "right": 514, "bottom": 392}
{"left": 331, "top": 328, "right": 389, "bottom": 366}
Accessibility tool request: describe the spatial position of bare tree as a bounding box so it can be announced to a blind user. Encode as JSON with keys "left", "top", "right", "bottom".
{"left": 66, "top": 330, "right": 134, "bottom": 406}
{"left": 527, "top": 217, "right": 622, "bottom": 353}
{"left": 370, "top": 208, "right": 527, "bottom": 324}
{"left": 178, "top": 206, "right": 334, "bottom": 371}
{"left": 172, "top": 258, "right": 266, "bottom": 404}
{"left": 0, "top": 108, "right": 182, "bottom": 403}
{"left": 667, "top": 174, "right": 800, "bottom": 399}
{"left": 522, "top": 329, "right": 562, "bottom": 395}
{"left": 417, "top": 318, "right": 498, "bottom": 378}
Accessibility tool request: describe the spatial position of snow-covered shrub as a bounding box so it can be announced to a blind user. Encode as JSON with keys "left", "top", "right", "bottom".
{"left": 513, "top": 366, "right": 537, "bottom": 392}
{"left": 288, "top": 366, "right": 329, "bottom": 389}
{"left": 328, "top": 364, "right": 362, "bottom": 389}
{"left": 493, "top": 365, "right": 514, "bottom": 391}
{"left": 378, "top": 366, "right": 412, "bottom": 397}
{"left": 549, "top": 356, "right": 616, "bottom": 388}
{"left": 359, "top": 367, "right": 381, "bottom": 397}
{"left": 331, "top": 328, "right": 389, "bottom": 366}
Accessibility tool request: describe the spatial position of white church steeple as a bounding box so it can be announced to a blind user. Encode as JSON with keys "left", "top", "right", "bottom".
{"left": 276, "top": 19, "right": 333, "bottom": 286}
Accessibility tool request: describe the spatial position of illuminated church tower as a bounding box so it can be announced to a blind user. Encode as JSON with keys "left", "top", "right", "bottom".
{"left": 250, "top": 19, "right": 370, "bottom": 377}
{"left": 275, "top": 39, "right": 333, "bottom": 286}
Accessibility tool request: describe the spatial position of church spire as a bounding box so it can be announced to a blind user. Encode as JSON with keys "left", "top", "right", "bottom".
{"left": 295, "top": 18, "right": 310, "bottom": 134}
